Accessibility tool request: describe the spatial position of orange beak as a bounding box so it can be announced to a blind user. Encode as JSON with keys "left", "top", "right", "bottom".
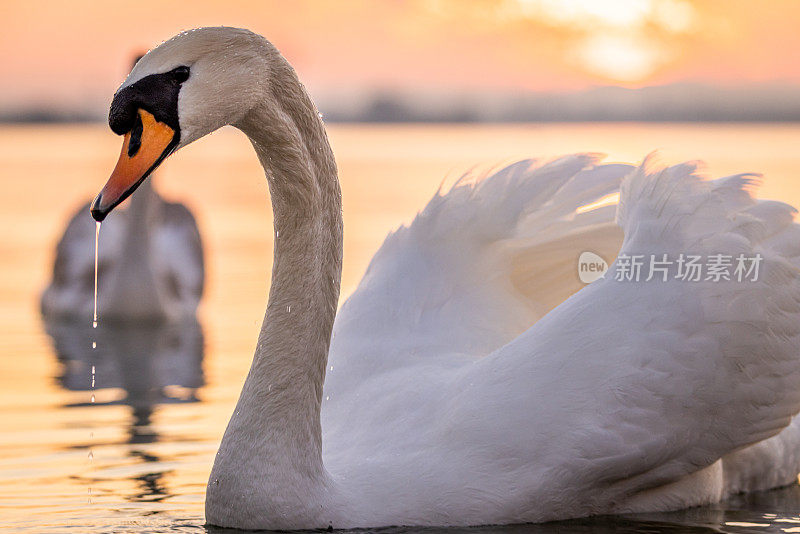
{"left": 91, "top": 109, "right": 177, "bottom": 221}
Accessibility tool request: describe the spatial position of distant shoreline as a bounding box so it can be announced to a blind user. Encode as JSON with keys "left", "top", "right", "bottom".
{"left": 7, "top": 82, "right": 800, "bottom": 124}
{"left": 5, "top": 117, "right": 800, "bottom": 124}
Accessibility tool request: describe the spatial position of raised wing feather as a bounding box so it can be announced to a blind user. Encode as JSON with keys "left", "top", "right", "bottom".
{"left": 440, "top": 160, "right": 800, "bottom": 520}
{"left": 328, "top": 155, "right": 630, "bottom": 387}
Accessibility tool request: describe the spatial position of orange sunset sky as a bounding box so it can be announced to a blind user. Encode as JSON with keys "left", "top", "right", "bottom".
{"left": 1, "top": 0, "right": 799, "bottom": 112}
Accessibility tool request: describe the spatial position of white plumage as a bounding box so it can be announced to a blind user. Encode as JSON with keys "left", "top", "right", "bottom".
{"left": 323, "top": 156, "right": 800, "bottom": 525}
{"left": 96, "top": 27, "right": 800, "bottom": 530}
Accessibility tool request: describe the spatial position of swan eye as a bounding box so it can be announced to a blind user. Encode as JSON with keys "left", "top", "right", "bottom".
{"left": 172, "top": 65, "right": 190, "bottom": 83}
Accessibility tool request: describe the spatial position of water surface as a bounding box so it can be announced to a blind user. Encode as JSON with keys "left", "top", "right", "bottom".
{"left": 2, "top": 123, "right": 800, "bottom": 532}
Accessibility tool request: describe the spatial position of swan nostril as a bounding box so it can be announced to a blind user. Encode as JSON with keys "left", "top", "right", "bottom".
{"left": 127, "top": 113, "right": 144, "bottom": 158}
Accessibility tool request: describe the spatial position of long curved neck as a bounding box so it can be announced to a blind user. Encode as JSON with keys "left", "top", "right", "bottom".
{"left": 213, "top": 55, "right": 342, "bottom": 490}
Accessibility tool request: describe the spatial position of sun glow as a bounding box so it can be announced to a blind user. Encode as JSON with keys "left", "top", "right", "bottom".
{"left": 1, "top": 0, "right": 799, "bottom": 109}
{"left": 517, "top": 0, "right": 655, "bottom": 28}
{"left": 576, "top": 34, "right": 665, "bottom": 82}
{"left": 515, "top": 0, "right": 695, "bottom": 83}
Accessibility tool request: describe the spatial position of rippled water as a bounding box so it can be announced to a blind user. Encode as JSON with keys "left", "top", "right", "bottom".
{"left": 3, "top": 123, "right": 800, "bottom": 532}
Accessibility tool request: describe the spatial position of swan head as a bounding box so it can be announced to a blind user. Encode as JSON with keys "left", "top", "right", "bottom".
{"left": 91, "top": 27, "right": 269, "bottom": 221}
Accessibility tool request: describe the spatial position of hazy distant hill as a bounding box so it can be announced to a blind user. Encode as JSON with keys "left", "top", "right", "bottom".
{"left": 3, "top": 83, "right": 799, "bottom": 123}
{"left": 319, "top": 83, "right": 800, "bottom": 123}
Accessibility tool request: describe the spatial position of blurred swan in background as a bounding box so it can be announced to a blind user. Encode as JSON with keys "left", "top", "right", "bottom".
{"left": 89, "top": 27, "right": 800, "bottom": 530}
{"left": 41, "top": 176, "right": 204, "bottom": 321}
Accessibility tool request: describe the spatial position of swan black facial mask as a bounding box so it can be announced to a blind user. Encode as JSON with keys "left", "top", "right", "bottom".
{"left": 91, "top": 66, "right": 190, "bottom": 221}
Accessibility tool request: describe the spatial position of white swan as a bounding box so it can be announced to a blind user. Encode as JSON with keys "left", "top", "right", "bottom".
{"left": 89, "top": 27, "right": 800, "bottom": 530}
{"left": 42, "top": 176, "right": 204, "bottom": 321}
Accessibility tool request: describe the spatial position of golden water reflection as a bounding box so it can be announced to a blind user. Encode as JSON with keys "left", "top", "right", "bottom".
{"left": 2, "top": 123, "right": 800, "bottom": 531}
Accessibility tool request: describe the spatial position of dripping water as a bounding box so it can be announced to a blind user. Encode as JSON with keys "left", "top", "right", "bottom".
{"left": 92, "top": 222, "right": 100, "bottom": 329}
{"left": 88, "top": 221, "right": 100, "bottom": 503}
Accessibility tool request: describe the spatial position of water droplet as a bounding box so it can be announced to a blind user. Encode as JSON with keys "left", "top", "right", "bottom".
{"left": 88, "top": 451, "right": 93, "bottom": 460}
{"left": 325, "top": 396, "right": 330, "bottom": 401}
{"left": 287, "top": 305, "right": 291, "bottom": 312}
{"left": 329, "top": 366, "right": 334, "bottom": 371}
{"left": 276, "top": 230, "right": 279, "bottom": 238}
{"left": 214, "top": 479, "right": 220, "bottom": 485}
{"left": 91, "top": 341, "right": 96, "bottom": 349}
{"left": 90, "top": 394, "right": 95, "bottom": 403}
